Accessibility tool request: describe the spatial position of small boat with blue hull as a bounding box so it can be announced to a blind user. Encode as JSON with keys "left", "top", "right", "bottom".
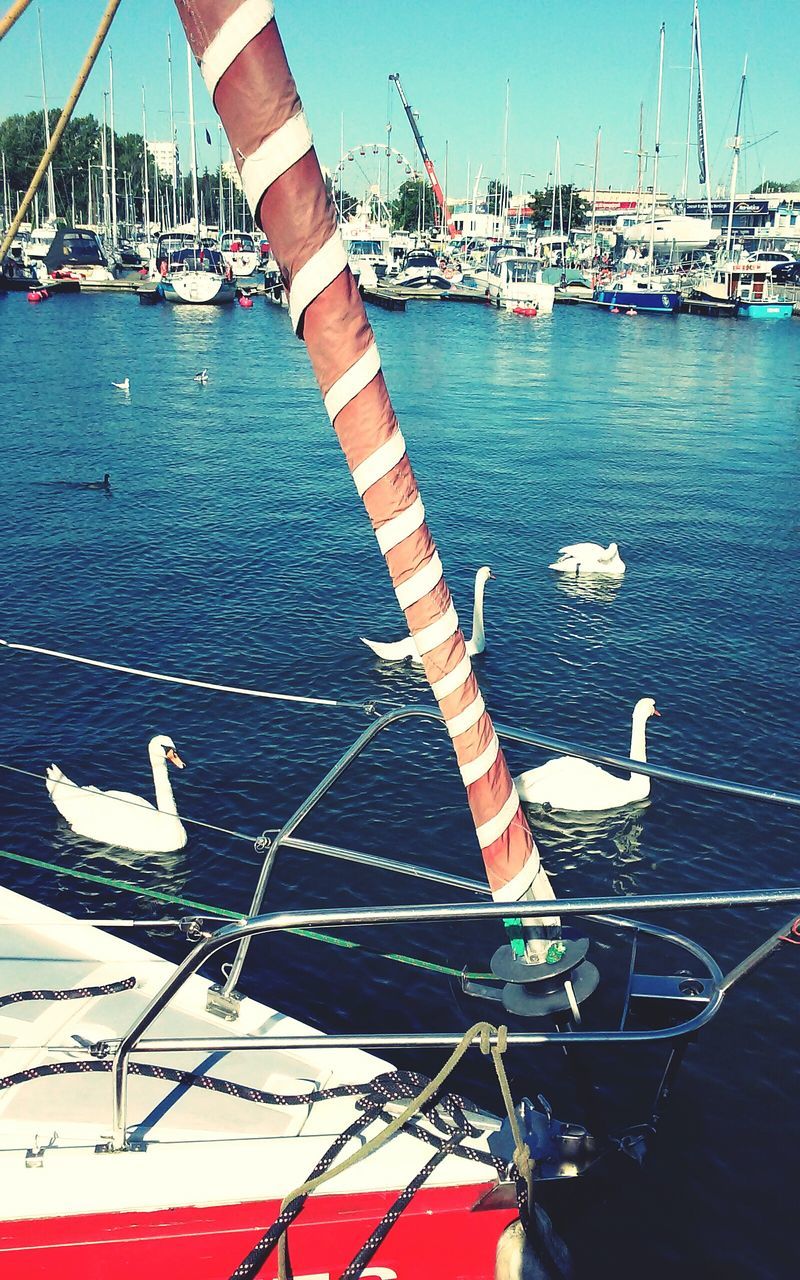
{"left": 594, "top": 270, "right": 681, "bottom": 314}
{"left": 693, "top": 262, "right": 793, "bottom": 320}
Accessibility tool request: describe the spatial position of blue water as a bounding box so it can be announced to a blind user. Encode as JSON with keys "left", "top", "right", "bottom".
{"left": 0, "top": 289, "right": 798, "bottom": 1277}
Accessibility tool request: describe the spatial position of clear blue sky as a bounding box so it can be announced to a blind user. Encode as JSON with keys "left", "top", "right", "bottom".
{"left": 2, "top": 0, "right": 797, "bottom": 200}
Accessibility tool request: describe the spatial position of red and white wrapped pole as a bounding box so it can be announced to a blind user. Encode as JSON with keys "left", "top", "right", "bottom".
{"left": 175, "top": 0, "right": 556, "bottom": 957}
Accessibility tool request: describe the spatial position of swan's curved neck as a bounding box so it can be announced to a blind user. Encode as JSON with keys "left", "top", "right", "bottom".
{"left": 630, "top": 713, "right": 648, "bottom": 763}
{"left": 470, "top": 576, "right": 487, "bottom": 651}
{"left": 150, "top": 752, "right": 178, "bottom": 815}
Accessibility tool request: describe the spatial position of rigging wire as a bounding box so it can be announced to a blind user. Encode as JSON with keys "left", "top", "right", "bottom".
{"left": 0, "top": 636, "right": 382, "bottom": 715}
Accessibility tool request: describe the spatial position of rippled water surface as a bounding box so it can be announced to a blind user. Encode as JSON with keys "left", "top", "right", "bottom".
{"left": 0, "top": 290, "right": 799, "bottom": 1277}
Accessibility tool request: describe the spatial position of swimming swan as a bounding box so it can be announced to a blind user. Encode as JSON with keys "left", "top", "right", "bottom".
{"left": 514, "top": 698, "right": 660, "bottom": 811}
{"left": 46, "top": 734, "right": 188, "bottom": 852}
{"left": 549, "top": 541, "right": 625, "bottom": 576}
{"left": 361, "top": 566, "right": 495, "bottom": 663}
{"left": 111, "top": 378, "right": 130, "bottom": 392}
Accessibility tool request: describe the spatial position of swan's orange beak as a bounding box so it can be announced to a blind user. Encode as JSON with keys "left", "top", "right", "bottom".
{"left": 489, "top": 571, "right": 497, "bottom": 580}
{"left": 652, "top": 707, "right": 661, "bottom": 717}
{"left": 166, "top": 747, "right": 186, "bottom": 769}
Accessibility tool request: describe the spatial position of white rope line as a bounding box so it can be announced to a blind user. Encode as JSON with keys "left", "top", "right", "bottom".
{"left": 352, "top": 427, "right": 406, "bottom": 499}
{"left": 459, "top": 732, "right": 500, "bottom": 787}
{"left": 0, "top": 761, "right": 257, "bottom": 844}
{"left": 375, "top": 495, "right": 426, "bottom": 555}
{"left": 200, "top": 0, "right": 274, "bottom": 98}
{"left": 288, "top": 233, "right": 349, "bottom": 333}
{"left": 325, "top": 343, "right": 382, "bottom": 428}
{"left": 241, "top": 109, "right": 313, "bottom": 217}
{"left": 394, "top": 552, "right": 444, "bottom": 612}
{"left": 475, "top": 785, "right": 521, "bottom": 850}
{"left": 0, "top": 638, "right": 373, "bottom": 712}
{"left": 444, "top": 691, "right": 485, "bottom": 740}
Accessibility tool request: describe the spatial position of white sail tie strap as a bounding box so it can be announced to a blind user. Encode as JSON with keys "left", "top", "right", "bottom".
{"left": 459, "top": 731, "right": 501, "bottom": 787}
{"left": 430, "top": 650, "right": 471, "bottom": 701}
{"left": 375, "top": 495, "right": 425, "bottom": 555}
{"left": 395, "top": 552, "right": 444, "bottom": 612}
{"left": 493, "top": 855, "right": 540, "bottom": 902}
{"left": 289, "top": 233, "right": 349, "bottom": 333}
{"left": 241, "top": 110, "right": 313, "bottom": 216}
{"left": 200, "top": 0, "right": 275, "bottom": 99}
{"left": 444, "top": 691, "right": 485, "bottom": 740}
{"left": 325, "top": 344, "right": 382, "bottom": 427}
{"left": 475, "top": 785, "right": 521, "bottom": 851}
{"left": 414, "top": 604, "right": 460, "bottom": 658}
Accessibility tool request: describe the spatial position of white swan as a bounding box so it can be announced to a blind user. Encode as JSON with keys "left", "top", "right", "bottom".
{"left": 514, "top": 698, "right": 660, "bottom": 812}
{"left": 361, "top": 566, "right": 495, "bottom": 663}
{"left": 111, "top": 378, "right": 130, "bottom": 392}
{"left": 46, "top": 734, "right": 188, "bottom": 853}
{"left": 549, "top": 542, "right": 625, "bottom": 576}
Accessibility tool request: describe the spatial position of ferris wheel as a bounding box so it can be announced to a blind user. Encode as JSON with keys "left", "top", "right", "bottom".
{"left": 332, "top": 143, "right": 420, "bottom": 218}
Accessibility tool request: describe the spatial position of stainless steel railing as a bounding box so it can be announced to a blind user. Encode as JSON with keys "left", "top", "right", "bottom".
{"left": 105, "top": 885, "right": 800, "bottom": 1151}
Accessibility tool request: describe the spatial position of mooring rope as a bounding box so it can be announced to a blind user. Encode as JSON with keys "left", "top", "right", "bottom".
{"left": 0, "top": 636, "right": 379, "bottom": 714}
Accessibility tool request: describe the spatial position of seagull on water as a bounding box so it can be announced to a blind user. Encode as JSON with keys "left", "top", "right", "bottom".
{"left": 194, "top": 369, "right": 209, "bottom": 384}
{"left": 112, "top": 377, "right": 130, "bottom": 392}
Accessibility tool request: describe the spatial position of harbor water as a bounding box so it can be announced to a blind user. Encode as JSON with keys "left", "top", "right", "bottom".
{"left": 0, "top": 291, "right": 798, "bottom": 1277}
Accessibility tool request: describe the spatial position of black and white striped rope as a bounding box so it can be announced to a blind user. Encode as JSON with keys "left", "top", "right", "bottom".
{"left": 0, "top": 975, "right": 136, "bottom": 1010}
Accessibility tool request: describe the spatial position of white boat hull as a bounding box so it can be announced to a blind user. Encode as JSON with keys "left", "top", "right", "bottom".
{"left": 161, "top": 273, "right": 236, "bottom": 305}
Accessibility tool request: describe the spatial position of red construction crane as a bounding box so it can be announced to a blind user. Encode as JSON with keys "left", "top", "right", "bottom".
{"left": 389, "top": 73, "right": 456, "bottom": 238}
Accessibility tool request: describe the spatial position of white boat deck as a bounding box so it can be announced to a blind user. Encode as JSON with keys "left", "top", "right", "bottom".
{"left": 0, "top": 884, "right": 498, "bottom": 1221}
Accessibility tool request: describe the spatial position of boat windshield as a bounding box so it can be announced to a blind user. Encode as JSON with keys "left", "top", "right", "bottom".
{"left": 346, "top": 240, "right": 383, "bottom": 256}
{"left": 171, "top": 247, "right": 225, "bottom": 274}
{"left": 221, "top": 233, "right": 256, "bottom": 252}
{"left": 404, "top": 250, "right": 437, "bottom": 268}
{"left": 506, "top": 259, "right": 541, "bottom": 283}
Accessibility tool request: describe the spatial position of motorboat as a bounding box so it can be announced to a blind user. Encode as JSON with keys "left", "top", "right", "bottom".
{"left": 485, "top": 255, "right": 556, "bottom": 315}
{"left": 616, "top": 212, "right": 715, "bottom": 254}
{"left": 395, "top": 247, "right": 452, "bottom": 290}
{"left": 219, "top": 229, "right": 261, "bottom": 277}
{"left": 41, "top": 227, "right": 116, "bottom": 284}
{"left": 594, "top": 270, "right": 681, "bottom": 314}
{"left": 692, "top": 261, "right": 793, "bottom": 318}
{"left": 154, "top": 232, "right": 236, "bottom": 306}
{"left": 340, "top": 220, "right": 392, "bottom": 289}
{"left": 22, "top": 223, "right": 58, "bottom": 263}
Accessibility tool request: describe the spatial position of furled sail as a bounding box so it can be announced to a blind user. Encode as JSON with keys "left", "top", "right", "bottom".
{"left": 174, "top": 0, "right": 556, "bottom": 957}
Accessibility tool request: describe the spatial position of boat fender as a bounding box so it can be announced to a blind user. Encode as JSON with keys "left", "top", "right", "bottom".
{"left": 238, "top": 294, "right": 254, "bottom": 309}
{"left": 495, "top": 1213, "right": 573, "bottom": 1280}
{"left": 27, "top": 290, "right": 42, "bottom": 303}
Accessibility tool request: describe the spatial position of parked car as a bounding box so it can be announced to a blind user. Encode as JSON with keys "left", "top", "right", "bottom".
{"left": 770, "top": 260, "right": 800, "bottom": 284}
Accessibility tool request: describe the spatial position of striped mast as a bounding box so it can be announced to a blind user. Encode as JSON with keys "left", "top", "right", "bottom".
{"left": 174, "top": 0, "right": 556, "bottom": 958}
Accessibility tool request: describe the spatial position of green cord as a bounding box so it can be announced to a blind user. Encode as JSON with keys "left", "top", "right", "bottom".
{"left": 0, "top": 846, "right": 492, "bottom": 981}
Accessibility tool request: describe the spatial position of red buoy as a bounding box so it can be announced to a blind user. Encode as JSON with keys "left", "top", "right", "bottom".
{"left": 27, "top": 290, "right": 43, "bottom": 303}
{"left": 238, "top": 294, "right": 254, "bottom": 308}
{"left": 512, "top": 305, "right": 538, "bottom": 317}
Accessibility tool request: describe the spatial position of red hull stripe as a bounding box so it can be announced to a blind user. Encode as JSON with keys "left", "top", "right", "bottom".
{"left": 0, "top": 1184, "right": 515, "bottom": 1280}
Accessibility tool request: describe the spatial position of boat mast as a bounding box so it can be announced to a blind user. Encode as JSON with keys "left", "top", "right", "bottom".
{"left": 549, "top": 138, "right": 557, "bottom": 243}
{"left": 141, "top": 86, "right": 151, "bottom": 241}
{"left": 589, "top": 125, "right": 600, "bottom": 261}
{"left": 109, "top": 49, "right": 117, "bottom": 247}
{"left": 555, "top": 136, "right": 564, "bottom": 241}
{"left": 36, "top": 7, "right": 56, "bottom": 223}
{"left": 725, "top": 55, "right": 747, "bottom": 258}
{"left": 694, "top": 0, "right": 712, "bottom": 217}
{"left": 647, "top": 22, "right": 665, "bottom": 286}
{"left": 101, "top": 91, "right": 109, "bottom": 237}
{"left": 167, "top": 31, "right": 178, "bottom": 227}
{"left": 186, "top": 39, "right": 200, "bottom": 236}
{"left": 2, "top": 151, "right": 9, "bottom": 230}
{"left": 501, "top": 78, "right": 509, "bottom": 237}
{"left": 217, "top": 123, "right": 224, "bottom": 234}
{"left": 681, "top": 5, "right": 696, "bottom": 202}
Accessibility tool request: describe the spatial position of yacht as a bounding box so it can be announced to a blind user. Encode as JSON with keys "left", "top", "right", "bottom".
{"left": 219, "top": 229, "right": 261, "bottom": 278}
{"left": 594, "top": 269, "right": 681, "bottom": 314}
{"left": 616, "top": 212, "right": 714, "bottom": 254}
{"left": 154, "top": 231, "right": 237, "bottom": 305}
{"left": 693, "top": 261, "right": 793, "bottom": 318}
{"left": 395, "top": 247, "right": 452, "bottom": 290}
{"left": 340, "top": 220, "right": 392, "bottom": 289}
{"left": 485, "top": 254, "right": 555, "bottom": 315}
